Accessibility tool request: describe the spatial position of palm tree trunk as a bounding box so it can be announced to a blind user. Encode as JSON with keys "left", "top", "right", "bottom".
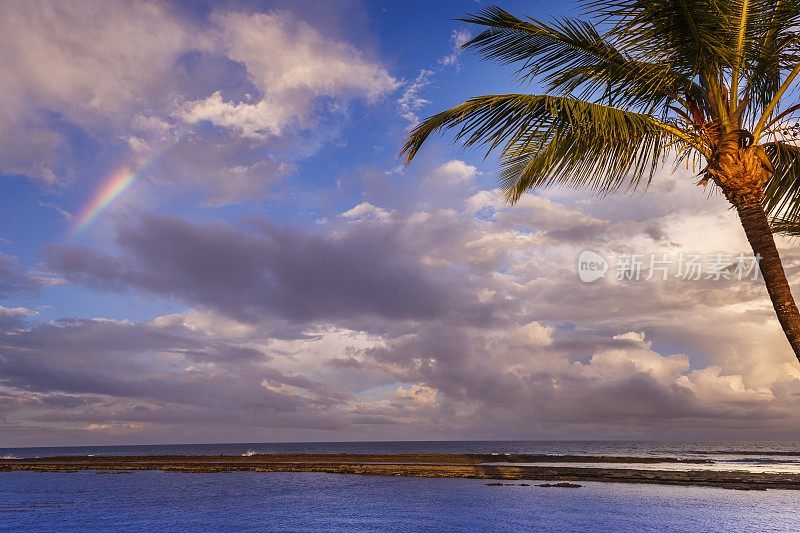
{"left": 735, "top": 199, "right": 800, "bottom": 361}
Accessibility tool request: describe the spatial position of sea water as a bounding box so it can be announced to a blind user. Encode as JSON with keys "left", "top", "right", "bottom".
{"left": 1, "top": 471, "right": 799, "bottom": 532}
{"left": 2, "top": 441, "right": 800, "bottom": 532}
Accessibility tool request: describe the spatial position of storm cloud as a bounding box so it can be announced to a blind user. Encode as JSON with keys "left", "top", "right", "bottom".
{"left": 0, "top": 252, "right": 48, "bottom": 297}
{"left": 46, "top": 213, "right": 496, "bottom": 325}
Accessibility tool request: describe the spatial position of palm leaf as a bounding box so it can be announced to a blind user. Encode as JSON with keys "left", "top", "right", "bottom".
{"left": 587, "top": 0, "right": 740, "bottom": 72}
{"left": 764, "top": 141, "right": 800, "bottom": 221}
{"left": 461, "top": 6, "right": 699, "bottom": 113}
{"left": 403, "top": 2, "right": 800, "bottom": 217}
{"left": 771, "top": 217, "right": 800, "bottom": 237}
{"left": 400, "top": 94, "right": 697, "bottom": 201}
{"left": 741, "top": 0, "right": 800, "bottom": 126}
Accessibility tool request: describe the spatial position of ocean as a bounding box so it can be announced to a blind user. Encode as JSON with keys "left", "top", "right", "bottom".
{"left": 2, "top": 441, "right": 800, "bottom": 531}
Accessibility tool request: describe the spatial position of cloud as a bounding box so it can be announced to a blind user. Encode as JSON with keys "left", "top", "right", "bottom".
{"left": 0, "top": 314, "right": 354, "bottom": 444}
{"left": 677, "top": 367, "right": 774, "bottom": 404}
{"left": 8, "top": 152, "right": 800, "bottom": 442}
{"left": 430, "top": 160, "right": 478, "bottom": 184}
{"left": 0, "top": 3, "right": 399, "bottom": 205}
{"left": 361, "top": 322, "right": 793, "bottom": 434}
{"left": 33, "top": 165, "right": 800, "bottom": 438}
{"left": 144, "top": 129, "right": 297, "bottom": 205}
{"left": 394, "top": 384, "right": 439, "bottom": 408}
{"left": 0, "top": 305, "right": 37, "bottom": 332}
{"left": 395, "top": 28, "right": 470, "bottom": 130}
{"left": 0, "top": 306, "right": 36, "bottom": 317}
{"left": 397, "top": 69, "right": 434, "bottom": 128}
{"left": 0, "top": 0, "right": 191, "bottom": 183}
{"left": 341, "top": 202, "right": 393, "bottom": 223}
{"left": 180, "top": 10, "right": 399, "bottom": 138}
{"left": 0, "top": 253, "right": 51, "bottom": 298}
{"left": 39, "top": 201, "right": 73, "bottom": 222}
{"left": 45, "top": 213, "right": 495, "bottom": 325}
{"left": 439, "top": 29, "right": 472, "bottom": 67}
{"left": 413, "top": 160, "right": 481, "bottom": 211}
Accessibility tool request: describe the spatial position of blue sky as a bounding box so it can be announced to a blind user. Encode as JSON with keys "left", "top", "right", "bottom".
{"left": 2, "top": 0, "right": 800, "bottom": 446}
{"left": 2, "top": 0, "right": 567, "bottom": 322}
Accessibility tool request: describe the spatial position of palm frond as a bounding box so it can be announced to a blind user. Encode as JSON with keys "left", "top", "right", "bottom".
{"left": 461, "top": 6, "right": 698, "bottom": 113}
{"left": 741, "top": 0, "right": 800, "bottom": 124}
{"left": 586, "top": 0, "right": 740, "bottom": 72}
{"left": 763, "top": 141, "right": 800, "bottom": 220}
{"left": 402, "top": 3, "right": 800, "bottom": 216}
{"left": 401, "top": 94, "right": 699, "bottom": 202}
{"left": 771, "top": 217, "right": 800, "bottom": 237}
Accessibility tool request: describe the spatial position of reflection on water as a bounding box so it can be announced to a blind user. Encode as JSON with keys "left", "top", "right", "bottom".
{"left": 2, "top": 471, "right": 800, "bottom": 532}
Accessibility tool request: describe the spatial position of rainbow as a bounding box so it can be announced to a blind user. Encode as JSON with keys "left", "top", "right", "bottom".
{"left": 69, "top": 165, "right": 138, "bottom": 237}
{"left": 68, "top": 127, "right": 194, "bottom": 238}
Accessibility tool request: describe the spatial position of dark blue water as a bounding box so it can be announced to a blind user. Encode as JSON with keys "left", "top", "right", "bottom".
{"left": 1, "top": 471, "right": 798, "bottom": 532}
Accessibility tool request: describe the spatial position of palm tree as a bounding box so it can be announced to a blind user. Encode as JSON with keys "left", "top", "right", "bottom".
{"left": 772, "top": 219, "right": 800, "bottom": 237}
{"left": 402, "top": 1, "right": 800, "bottom": 361}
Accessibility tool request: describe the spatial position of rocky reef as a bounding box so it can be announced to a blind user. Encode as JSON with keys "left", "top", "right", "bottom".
{"left": 1, "top": 453, "right": 797, "bottom": 490}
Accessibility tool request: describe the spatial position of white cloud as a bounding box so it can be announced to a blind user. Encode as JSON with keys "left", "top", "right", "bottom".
{"left": 395, "top": 384, "right": 438, "bottom": 407}
{"left": 131, "top": 115, "right": 172, "bottom": 136}
{"left": 413, "top": 160, "right": 481, "bottom": 211}
{"left": 512, "top": 321, "right": 554, "bottom": 347}
{"left": 0, "top": 305, "right": 37, "bottom": 317}
{"left": 38, "top": 201, "right": 73, "bottom": 222}
{"left": 181, "top": 11, "right": 399, "bottom": 138}
{"left": 575, "top": 338, "right": 690, "bottom": 387}
{"left": 677, "top": 367, "right": 775, "bottom": 403}
{"left": 152, "top": 308, "right": 257, "bottom": 339}
{"left": 395, "top": 28, "right": 470, "bottom": 132}
{"left": 613, "top": 331, "right": 648, "bottom": 343}
{"left": 466, "top": 190, "right": 497, "bottom": 214}
{"left": 439, "top": 29, "right": 472, "bottom": 67}
{"left": 397, "top": 69, "right": 434, "bottom": 128}
{"left": 341, "top": 202, "right": 393, "bottom": 223}
{"left": 431, "top": 160, "right": 478, "bottom": 184}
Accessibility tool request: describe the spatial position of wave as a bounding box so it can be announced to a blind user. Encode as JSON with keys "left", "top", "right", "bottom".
{"left": 717, "top": 458, "right": 800, "bottom": 464}
{"left": 683, "top": 450, "right": 800, "bottom": 457}
{"left": 241, "top": 450, "right": 258, "bottom": 457}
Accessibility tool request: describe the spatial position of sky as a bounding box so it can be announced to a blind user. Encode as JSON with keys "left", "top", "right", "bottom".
{"left": 2, "top": 0, "right": 800, "bottom": 447}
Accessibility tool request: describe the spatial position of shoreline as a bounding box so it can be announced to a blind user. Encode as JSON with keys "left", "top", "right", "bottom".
{"left": 3, "top": 453, "right": 800, "bottom": 490}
